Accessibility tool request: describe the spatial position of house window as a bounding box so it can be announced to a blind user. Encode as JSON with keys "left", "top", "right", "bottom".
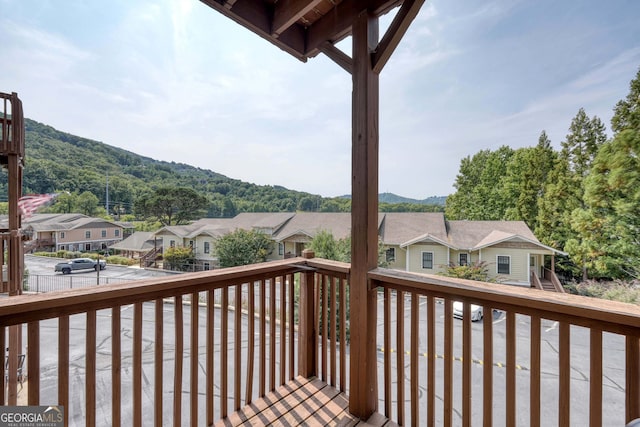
{"left": 386, "top": 248, "right": 396, "bottom": 263}
{"left": 85, "top": 231, "right": 91, "bottom": 239}
{"left": 115, "top": 229, "right": 120, "bottom": 237}
{"left": 85, "top": 243, "right": 91, "bottom": 251}
{"left": 497, "top": 256, "right": 511, "bottom": 274}
{"left": 422, "top": 252, "right": 434, "bottom": 269}
{"left": 101, "top": 230, "right": 107, "bottom": 238}
{"left": 278, "top": 243, "right": 284, "bottom": 256}
{"left": 203, "top": 262, "right": 210, "bottom": 271}
{"left": 204, "top": 242, "right": 210, "bottom": 254}
{"left": 60, "top": 232, "right": 65, "bottom": 239}
{"left": 60, "top": 245, "right": 65, "bottom": 251}
{"left": 459, "top": 253, "right": 469, "bottom": 266}
{"left": 189, "top": 240, "right": 194, "bottom": 248}
{"left": 170, "top": 240, "right": 175, "bottom": 248}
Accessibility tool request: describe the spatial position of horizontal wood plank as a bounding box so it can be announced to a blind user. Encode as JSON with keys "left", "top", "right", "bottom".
{"left": 215, "top": 376, "right": 392, "bottom": 427}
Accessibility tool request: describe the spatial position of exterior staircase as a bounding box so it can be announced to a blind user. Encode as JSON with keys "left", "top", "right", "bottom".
{"left": 540, "top": 278, "right": 557, "bottom": 292}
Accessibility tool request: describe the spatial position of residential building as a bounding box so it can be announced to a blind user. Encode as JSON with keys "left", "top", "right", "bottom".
{"left": 154, "top": 212, "right": 564, "bottom": 287}
{"left": 20, "top": 213, "right": 131, "bottom": 253}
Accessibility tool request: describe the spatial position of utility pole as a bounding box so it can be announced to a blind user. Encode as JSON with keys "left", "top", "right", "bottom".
{"left": 105, "top": 172, "right": 109, "bottom": 215}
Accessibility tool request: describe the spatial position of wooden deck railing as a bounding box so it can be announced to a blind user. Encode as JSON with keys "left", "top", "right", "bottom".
{"left": 369, "top": 267, "right": 640, "bottom": 426}
{"left": 1, "top": 257, "right": 640, "bottom": 426}
{"left": 0, "top": 258, "right": 316, "bottom": 425}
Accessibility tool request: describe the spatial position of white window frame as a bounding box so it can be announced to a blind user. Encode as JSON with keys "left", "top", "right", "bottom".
{"left": 101, "top": 230, "right": 107, "bottom": 238}
{"left": 422, "top": 251, "right": 434, "bottom": 269}
{"left": 170, "top": 240, "right": 176, "bottom": 248}
{"left": 459, "top": 253, "right": 469, "bottom": 266}
{"left": 85, "top": 231, "right": 91, "bottom": 239}
{"left": 203, "top": 262, "right": 210, "bottom": 271}
{"left": 497, "top": 255, "right": 511, "bottom": 274}
{"left": 115, "top": 229, "right": 120, "bottom": 237}
{"left": 204, "top": 241, "right": 210, "bottom": 254}
{"left": 386, "top": 247, "right": 396, "bottom": 263}
{"left": 60, "top": 232, "right": 65, "bottom": 239}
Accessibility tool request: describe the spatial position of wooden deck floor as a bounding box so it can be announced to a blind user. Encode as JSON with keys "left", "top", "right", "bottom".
{"left": 215, "top": 376, "right": 394, "bottom": 427}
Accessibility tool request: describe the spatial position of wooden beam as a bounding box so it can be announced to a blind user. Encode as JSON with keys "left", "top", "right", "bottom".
{"left": 319, "top": 42, "right": 353, "bottom": 74}
{"left": 272, "top": 0, "right": 323, "bottom": 37}
{"left": 349, "top": 9, "right": 379, "bottom": 420}
{"left": 200, "top": 0, "right": 307, "bottom": 60}
{"left": 372, "top": 0, "right": 425, "bottom": 74}
{"left": 305, "top": 0, "right": 402, "bottom": 56}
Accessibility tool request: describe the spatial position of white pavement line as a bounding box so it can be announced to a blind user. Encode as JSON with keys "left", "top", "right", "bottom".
{"left": 545, "top": 321, "right": 558, "bottom": 332}
{"left": 493, "top": 315, "right": 506, "bottom": 325}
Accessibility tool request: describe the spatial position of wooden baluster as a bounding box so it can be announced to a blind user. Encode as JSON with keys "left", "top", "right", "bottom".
{"left": 330, "top": 276, "right": 337, "bottom": 387}
{"left": 506, "top": 311, "right": 516, "bottom": 427}
{"left": 191, "top": 292, "right": 199, "bottom": 424}
{"left": 288, "top": 274, "right": 294, "bottom": 381}
{"left": 625, "top": 335, "right": 640, "bottom": 423}
{"left": 155, "top": 300, "right": 163, "bottom": 427}
{"left": 259, "top": 280, "right": 266, "bottom": 397}
{"left": 269, "top": 278, "right": 276, "bottom": 391}
{"left": 112, "top": 306, "right": 122, "bottom": 427}
{"left": 462, "top": 302, "right": 472, "bottom": 427}
{"left": 339, "top": 279, "right": 347, "bottom": 392}
{"left": 280, "top": 277, "right": 286, "bottom": 386}
{"left": 427, "top": 296, "right": 435, "bottom": 427}
{"left": 246, "top": 282, "right": 255, "bottom": 404}
{"left": 590, "top": 328, "right": 602, "bottom": 427}
{"left": 27, "top": 321, "right": 39, "bottom": 405}
{"left": 483, "top": 305, "right": 493, "bottom": 427}
{"left": 133, "top": 303, "right": 142, "bottom": 427}
{"left": 221, "top": 289, "right": 228, "bottom": 417}
{"left": 86, "top": 310, "right": 97, "bottom": 427}
{"left": 321, "top": 275, "right": 328, "bottom": 382}
{"left": 174, "top": 296, "right": 184, "bottom": 426}
{"left": 559, "top": 322, "right": 570, "bottom": 426}
{"left": 411, "top": 293, "right": 419, "bottom": 425}
{"left": 397, "top": 290, "right": 405, "bottom": 425}
{"left": 235, "top": 285, "right": 242, "bottom": 410}
{"left": 444, "top": 299, "right": 453, "bottom": 427}
{"left": 206, "top": 290, "right": 214, "bottom": 424}
{"left": 384, "top": 287, "right": 391, "bottom": 420}
{"left": 58, "top": 316, "right": 69, "bottom": 426}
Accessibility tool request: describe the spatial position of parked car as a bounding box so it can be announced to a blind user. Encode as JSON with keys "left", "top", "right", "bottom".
{"left": 452, "top": 301, "right": 483, "bottom": 322}
{"left": 54, "top": 258, "right": 106, "bottom": 274}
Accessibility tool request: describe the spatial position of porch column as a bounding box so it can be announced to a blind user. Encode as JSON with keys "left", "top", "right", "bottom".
{"left": 349, "top": 9, "right": 379, "bottom": 419}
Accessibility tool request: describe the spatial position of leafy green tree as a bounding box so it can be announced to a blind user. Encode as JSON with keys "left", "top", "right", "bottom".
{"left": 77, "top": 191, "right": 100, "bottom": 216}
{"left": 214, "top": 229, "right": 273, "bottom": 268}
{"left": 446, "top": 146, "right": 514, "bottom": 220}
{"left": 308, "top": 230, "right": 350, "bottom": 262}
{"left": 163, "top": 246, "right": 195, "bottom": 271}
{"left": 135, "top": 187, "right": 208, "bottom": 226}
{"left": 47, "top": 192, "right": 77, "bottom": 213}
{"left": 503, "top": 132, "right": 557, "bottom": 230}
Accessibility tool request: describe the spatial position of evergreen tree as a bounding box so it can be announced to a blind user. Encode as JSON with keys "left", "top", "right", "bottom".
{"left": 569, "top": 69, "right": 640, "bottom": 279}
{"left": 537, "top": 109, "right": 607, "bottom": 279}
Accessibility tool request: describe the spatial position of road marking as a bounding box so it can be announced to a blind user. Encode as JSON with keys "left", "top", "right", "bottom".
{"left": 377, "top": 347, "right": 528, "bottom": 371}
{"left": 545, "top": 321, "right": 558, "bottom": 332}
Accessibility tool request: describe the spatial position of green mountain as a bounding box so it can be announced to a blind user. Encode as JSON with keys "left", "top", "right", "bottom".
{"left": 339, "top": 192, "right": 447, "bottom": 206}
{"left": 0, "top": 119, "right": 444, "bottom": 216}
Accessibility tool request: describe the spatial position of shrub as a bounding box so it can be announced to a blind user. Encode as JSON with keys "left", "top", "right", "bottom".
{"left": 439, "top": 261, "right": 495, "bottom": 282}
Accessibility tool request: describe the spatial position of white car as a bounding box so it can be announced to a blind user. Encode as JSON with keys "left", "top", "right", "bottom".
{"left": 452, "top": 301, "right": 483, "bottom": 322}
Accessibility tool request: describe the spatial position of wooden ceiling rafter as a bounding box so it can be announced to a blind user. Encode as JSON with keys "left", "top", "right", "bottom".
{"left": 200, "top": 0, "right": 405, "bottom": 62}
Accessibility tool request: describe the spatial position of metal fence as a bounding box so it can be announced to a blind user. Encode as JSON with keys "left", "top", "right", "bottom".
{"left": 24, "top": 274, "right": 132, "bottom": 293}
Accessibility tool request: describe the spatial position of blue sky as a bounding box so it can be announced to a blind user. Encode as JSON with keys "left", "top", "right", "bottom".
{"left": 1, "top": 0, "right": 639, "bottom": 199}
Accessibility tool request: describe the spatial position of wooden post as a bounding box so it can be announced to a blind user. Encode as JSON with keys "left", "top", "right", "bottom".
{"left": 349, "top": 9, "right": 379, "bottom": 419}
{"left": 299, "top": 249, "right": 317, "bottom": 377}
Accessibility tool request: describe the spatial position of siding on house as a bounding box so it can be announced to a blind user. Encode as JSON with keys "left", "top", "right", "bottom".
{"left": 407, "top": 243, "right": 449, "bottom": 274}
{"left": 481, "top": 247, "right": 529, "bottom": 285}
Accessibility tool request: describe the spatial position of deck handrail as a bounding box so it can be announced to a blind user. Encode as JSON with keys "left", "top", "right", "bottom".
{"left": 0, "top": 257, "right": 308, "bottom": 327}
{"left": 368, "top": 267, "right": 640, "bottom": 425}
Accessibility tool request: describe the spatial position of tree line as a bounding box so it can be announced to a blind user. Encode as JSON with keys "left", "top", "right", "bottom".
{"left": 445, "top": 68, "right": 640, "bottom": 281}
{"left": 0, "top": 119, "right": 442, "bottom": 218}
